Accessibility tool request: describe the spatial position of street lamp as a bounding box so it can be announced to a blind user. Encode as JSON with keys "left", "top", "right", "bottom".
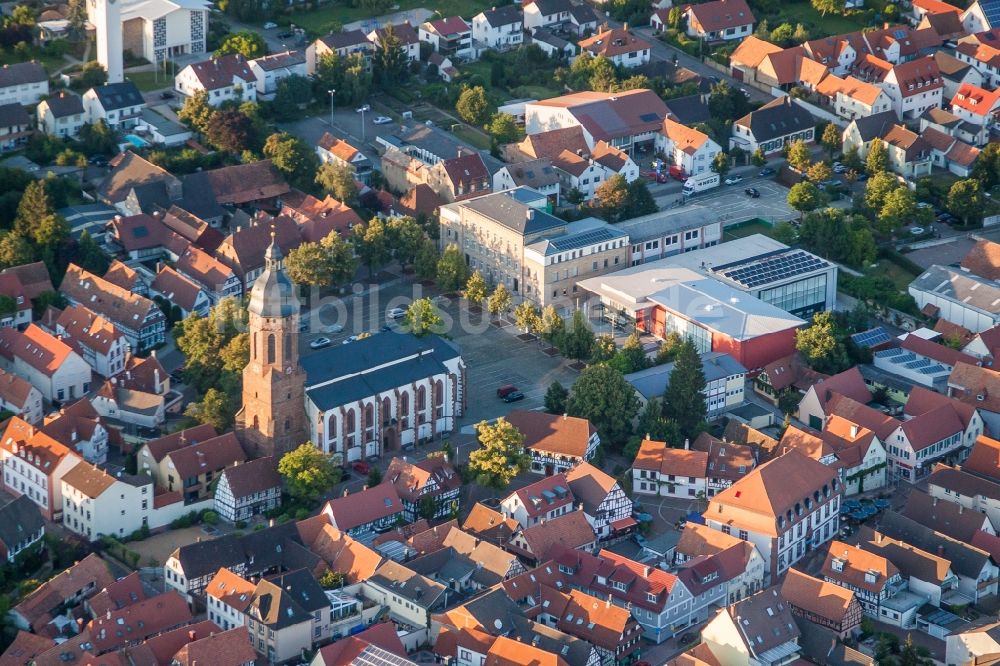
{"left": 328, "top": 89, "right": 336, "bottom": 127}
{"left": 357, "top": 104, "right": 369, "bottom": 141}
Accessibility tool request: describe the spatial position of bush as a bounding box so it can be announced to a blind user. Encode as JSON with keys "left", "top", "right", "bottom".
{"left": 170, "top": 510, "right": 202, "bottom": 529}
{"left": 201, "top": 510, "right": 218, "bottom": 525}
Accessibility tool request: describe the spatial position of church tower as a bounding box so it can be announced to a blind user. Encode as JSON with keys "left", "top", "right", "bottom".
{"left": 235, "top": 235, "right": 308, "bottom": 459}
{"left": 89, "top": 0, "right": 123, "bottom": 83}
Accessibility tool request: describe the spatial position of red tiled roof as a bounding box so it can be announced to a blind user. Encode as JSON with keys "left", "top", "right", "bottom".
{"left": 0, "top": 324, "right": 75, "bottom": 376}
{"left": 686, "top": 0, "right": 755, "bottom": 32}
{"left": 322, "top": 484, "right": 403, "bottom": 532}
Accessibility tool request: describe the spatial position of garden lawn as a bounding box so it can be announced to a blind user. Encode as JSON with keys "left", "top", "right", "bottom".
{"left": 771, "top": 1, "right": 865, "bottom": 38}
{"left": 286, "top": 0, "right": 493, "bottom": 35}
{"left": 125, "top": 71, "right": 171, "bottom": 92}
{"left": 867, "top": 259, "right": 917, "bottom": 292}
{"left": 451, "top": 125, "right": 491, "bottom": 150}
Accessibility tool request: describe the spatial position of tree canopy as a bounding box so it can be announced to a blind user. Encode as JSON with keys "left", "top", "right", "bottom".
{"left": 278, "top": 442, "right": 342, "bottom": 501}
{"left": 661, "top": 338, "right": 707, "bottom": 442}
{"left": 567, "top": 364, "right": 640, "bottom": 445}
{"left": 468, "top": 418, "right": 529, "bottom": 489}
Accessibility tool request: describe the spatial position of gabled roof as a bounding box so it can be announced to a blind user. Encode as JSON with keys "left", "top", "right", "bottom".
{"left": 322, "top": 484, "right": 403, "bottom": 532}
{"left": 515, "top": 510, "right": 595, "bottom": 560}
{"left": 964, "top": 435, "right": 1000, "bottom": 482}
{"left": 0, "top": 324, "right": 76, "bottom": 376}
{"left": 0, "top": 495, "right": 43, "bottom": 555}
{"left": 529, "top": 89, "right": 668, "bottom": 143}
{"left": 152, "top": 266, "right": 204, "bottom": 312}
{"left": 462, "top": 502, "right": 519, "bottom": 544}
{"left": 730, "top": 36, "right": 782, "bottom": 69}
{"left": 874, "top": 510, "right": 993, "bottom": 578}
{"left": 505, "top": 472, "right": 576, "bottom": 520}
{"left": 0, "top": 367, "right": 36, "bottom": 409}
{"left": 99, "top": 152, "right": 180, "bottom": 205}
{"left": 735, "top": 96, "right": 814, "bottom": 143}
{"left": 171, "top": 627, "right": 257, "bottom": 666}
{"left": 219, "top": 456, "right": 280, "bottom": 498}
{"left": 962, "top": 240, "right": 1000, "bottom": 281}
{"left": 41, "top": 91, "right": 84, "bottom": 119}
{"left": 88, "top": 81, "right": 143, "bottom": 111}
{"left": 565, "top": 462, "right": 619, "bottom": 515}
{"left": 477, "top": 4, "right": 522, "bottom": 27}
{"left": 61, "top": 264, "right": 162, "bottom": 331}
{"left": 811, "top": 366, "right": 873, "bottom": 412}
{"left": 723, "top": 586, "right": 799, "bottom": 657}
{"left": 183, "top": 54, "right": 255, "bottom": 90}
{"left": 949, "top": 362, "right": 1000, "bottom": 415}
{"left": 385, "top": 456, "right": 461, "bottom": 503}
{"left": 0, "top": 62, "right": 46, "bottom": 88}
{"left": 781, "top": 568, "right": 857, "bottom": 625}
{"left": 706, "top": 450, "right": 838, "bottom": 537}
{"left": 12, "top": 554, "right": 114, "bottom": 632}
{"left": 163, "top": 432, "right": 246, "bottom": 480}
{"left": 578, "top": 28, "right": 651, "bottom": 58}
{"left": 821, "top": 540, "right": 899, "bottom": 596}
{"left": 506, "top": 410, "right": 596, "bottom": 458}
{"left": 685, "top": 0, "right": 755, "bottom": 32}
{"left": 900, "top": 489, "right": 993, "bottom": 541}
{"left": 249, "top": 49, "right": 305, "bottom": 72}
{"left": 422, "top": 16, "right": 470, "bottom": 36}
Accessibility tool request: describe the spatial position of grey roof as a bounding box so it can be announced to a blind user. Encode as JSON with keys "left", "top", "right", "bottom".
{"left": 250, "top": 49, "right": 305, "bottom": 71}
{"left": 91, "top": 81, "right": 144, "bottom": 111}
{"left": 0, "top": 103, "right": 29, "bottom": 128}
{"left": 59, "top": 202, "right": 117, "bottom": 240}
{"left": 663, "top": 95, "right": 711, "bottom": 126}
{"left": 319, "top": 29, "right": 372, "bottom": 50}
{"left": 128, "top": 181, "right": 171, "bottom": 212}
{"left": 0, "top": 495, "right": 43, "bottom": 552}
{"left": 171, "top": 522, "right": 301, "bottom": 579}
{"left": 140, "top": 108, "right": 187, "bottom": 137}
{"left": 367, "top": 561, "right": 447, "bottom": 608}
{"left": 453, "top": 190, "right": 565, "bottom": 236}
{"left": 0, "top": 62, "right": 46, "bottom": 88}
{"left": 614, "top": 203, "right": 728, "bottom": 243}
{"left": 850, "top": 111, "right": 898, "bottom": 142}
{"left": 796, "top": 620, "right": 875, "bottom": 666}
{"left": 264, "top": 569, "right": 327, "bottom": 614}
{"left": 735, "top": 97, "right": 814, "bottom": 143}
{"left": 407, "top": 547, "right": 479, "bottom": 583}
{"left": 531, "top": 28, "right": 573, "bottom": 50}
{"left": 303, "top": 333, "right": 461, "bottom": 410}
{"left": 568, "top": 3, "right": 600, "bottom": 23}
{"left": 479, "top": 4, "right": 523, "bottom": 26}
{"left": 502, "top": 158, "right": 560, "bottom": 189}
{"left": 509, "top": 615, "right": 595, "bottom": 664}
{"left": 874, "top": 510, "right": 993, "bottom": 579}
{"left": 531, "top": 0, "right": 574, "bottom": 16}
{"left": 910, "top": 265, "right": 1000, "bottom": 315}
{"left": 526, "top": 217, "right": 627, "bottom": 257}
{"left": 44, "top": 92, "right": 84, "bottom": 119}
{"left": 179, "top": 172, "right": 227, "bottom": 221}
{"left": 625, "top": 351, "right": 747, "bottom": 401}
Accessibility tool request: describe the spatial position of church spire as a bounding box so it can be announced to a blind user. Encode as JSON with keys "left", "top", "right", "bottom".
{"left": 264, "top": 227, "right": 283, "bottom": 270}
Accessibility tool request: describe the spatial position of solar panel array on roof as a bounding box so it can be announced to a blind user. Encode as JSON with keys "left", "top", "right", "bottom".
{"left": 640, "top": 112, "right": 660, "bottom": 121}
{"left": 547, "top": 228, "right": 617, "bottom": 252}
{"left": 874, "top": 347, "right": 949, "bottom": 376}
{"left": 715, "top": 249, "right": 828, "bottom": 288}
{"left": 983, "top": 0, "right": 1000, "bottom": 27}
{"left": 354, "top": 644, "right": 417, "bottom": 666}
{"left": 851, "top": 327, "right": 891, "bottom": 349}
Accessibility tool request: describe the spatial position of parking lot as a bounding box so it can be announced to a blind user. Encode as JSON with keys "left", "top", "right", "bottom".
{"left": 296, "top": 278, "right": 579, "bottom": 429}
{"left": 651, "top": 176, "right": 798, "bottom": 225}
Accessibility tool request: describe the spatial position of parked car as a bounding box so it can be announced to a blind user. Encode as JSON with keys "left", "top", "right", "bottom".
{"left": 373, "top": 115, "right": 392, "bottom": 124}
{"left": 341, "top": 335, "right": 358, "bottom": 345}
{"left": 322, "top": 323, "right": 343, "bottom": 334}
{"left": 88, "top": 155, "right": 108, "bottom": 167}
{"left": 937, "top": 212, "right": 958, "bottom": 224}
{"left": 310, "top": 337, "right": 332, "bottom": 349}
{"left": 159, "top": 91, "right": 174, "bottom": 100}
{"left": 388, "top": 306, "right": 407, "bottom": 319}
{"left": 352, "top": 461, "right": 370, "bottom": 475}
{"left": 503, "top": 391, "right": 525, "bottom": 403}
{"left": 496, "top": 384, "right": 519, "bottom": 398}
{"left": 744, "top": 187, "right": 760, "bottom": 198}
{"left": 724, "top": 175, "right": 743, "bottom": 185}
{"left": 758, "top": 167, "right": 776, "bottom": 177}
{"left": 855, "top": 172, "right": 869, "bottom": 182}
{"left": 277, "top": 31, "right": 294, "bottom": 38}
{"left": 263, "top": 21, "right": 277, "bottom": 28}
{"left": 356, "top": 104, "right": 371, "bottom": 113}
{"left": 910, "top": 226, "right": 926, "bottom": 235}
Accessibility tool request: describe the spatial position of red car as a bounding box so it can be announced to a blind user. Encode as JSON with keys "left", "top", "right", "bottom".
{"left": 352, "top": 461, "right": 370, "bottom": 475}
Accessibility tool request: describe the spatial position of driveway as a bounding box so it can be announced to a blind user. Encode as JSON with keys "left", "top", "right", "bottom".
{"left": 129, "top": 525, "right": 217, "bottom": 568}
{"left": 905, "top": 236, "right": 977, "bottom": 270}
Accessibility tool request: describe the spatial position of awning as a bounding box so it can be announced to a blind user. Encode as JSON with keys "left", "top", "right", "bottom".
{"left": 612, "top": 517, "right": 638, "bottom": 530}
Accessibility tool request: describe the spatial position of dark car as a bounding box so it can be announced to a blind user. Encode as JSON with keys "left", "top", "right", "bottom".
{"left": 937, "top": 212, "right": 958, "bottom": 224}
{"left": 496, "top": 384, "right": 518, "bottom": 398}
{"left": 744, "top": 187, "right": 760, "bottom": 198}
{"left": 758, "top": 167, "right": 776, "bottom": 177}
{"left": 88, "top": 155, "right": 108, "bottom": 167}
{"left": 159, "top": 91, "right": 174, "bottom": 99}
{"left": 855, "top": 172, "right": 869, "bottom": 182}
{"left": 277, "top": 31, "right": 294, "bottom": 38}
{"left": 503, "top": 391, "right": 525, "bottom": 403}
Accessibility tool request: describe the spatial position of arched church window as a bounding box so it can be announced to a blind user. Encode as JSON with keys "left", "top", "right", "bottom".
{"left": 267, "top": 334, "right": 275, "bottom": 364}
{"left": 284, "top": 334, "right": 291, "bottom": 361}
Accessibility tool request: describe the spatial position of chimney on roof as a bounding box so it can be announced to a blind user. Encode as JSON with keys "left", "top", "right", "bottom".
{"left": 938, "top": 545, "right": 944, "bottom": 556}
{"left": 932, "top": 496, "right": 937, "bottom": 507}
{"left": 624, "top": 22, "right": 629, "bottom": 31}
{"left": 188, "top": 630, "right": 197, "bottom": 641}
{"left": 850, "top": 424, "right": 859, "bottom": 438}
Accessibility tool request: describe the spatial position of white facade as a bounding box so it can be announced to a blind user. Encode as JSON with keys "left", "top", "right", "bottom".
{"left": 883, "top": 72, "right": 943, "bottom": 121}
{"left": 91, "top": 0, "right": 123, "bottom": 83}
{"left": 0, "top": 346, "right": 90, "bottom": 405}
{"left": 0, "top": 67, "right": 49, "bottom": 107}
{"left": 523, "top": 2, "right": 570, "bottom": 31}
{"left": 471, "top": 12, "right": 523, "bottom": 52}
{"left": 116, "top": 0, "right": 210, "bottom": 65}
{"left": 174, "top": 63, "right": 256, "bottom": 106}
{"left": 248, "top": 54, "right": 308, "bottom": 97}
{"left": 656, "top": 123, "right": 722, "bottom": 176}
{"left": 213, "top": 474, "right": 280, "bottom": 523}
{"left": 1, "top": 445, "right": 80, "bottom": 522}
{"left": 0, "top": 381, "right": 43, "bottom": 426}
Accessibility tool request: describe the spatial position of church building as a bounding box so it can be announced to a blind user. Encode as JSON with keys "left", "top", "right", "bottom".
{"left": 237, "top": 235, "right": 466, "bottom": 463}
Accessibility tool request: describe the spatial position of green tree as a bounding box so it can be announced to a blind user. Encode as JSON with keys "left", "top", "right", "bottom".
{"left": 792, "top": 23, "right": 810, "bottom": 42}
{"left": 278, "top": 442, "right": 342, "bottom": 502}
{"left": 205, "top": 108, "right": 258, "bottom": 153}
{"left": 286, "top": 242, "right": 337, "bottom": 288}
{"left": 751, "top": 147, "right": 767, "bottom": 167}
{"left": 539, "top": 305, "right": 565, "bottom": 345}
{"left": 403, "top": 297, "right": 444, "bottom": 337}
{"left": 866, "top": 138, "right": 888, "bottom": 174}
{"left": 589, "top": 55, "right": 618, "bottom": 92}
{"left": 353, "top": 218, "right": 391, "bottom": 277}
{"left": 436, "top": 243, "right": 469, "bottom": 292}
{"left": 771, "top": 221, "right": 798, "bottom": 245}
{"left": 864, "top": 171, "right": 900, "bottom": 212}
{"left": 214, "top": 30, "right": 267, "bottom": 58}
{"left": 610, "top": 331, "right": 648, "bottom": 374}
{"left": 15, "top": 180, "right": 68, "bottom": 251}
{"left": 566, "top": 364, "right": 640, "bottom": 445}
{"left": 787, "top": 139, "right": 812, "bottom": 171}
{"left": 796, "top": 311, "right": 848, "bottom": 374}
{"left": 77, "top": 231, "right": 110, "bottom": 276}
{"left": 468, "top": 418, "right": 529, "bottom": 489}
{"left": 787, "top": 182, "right": 823, "bottom": 219}
{"left": 594, "top": 174, "right": 631, "bottom": 223}
{"left": 65, "top": 0, "right": 87, "bottom": 37}
{"left": 636, "top": 397, "right": 682, "bottom": 444}
{"left": 315, "top": 162, "right": 357, "bottom": 203}
{"left": 806, "top": 161, "right": 832, "bottom": 184}
{"left": 972, "top": 142, "right": 1000, "bottom": 190}
{"left": 465, "top": 270, "right": 487, "bottom": 304}
{"left": 78, "top": 61, "right": 107, "bottom": 88}
{"left": 710, "top": 152, "right": 730, "bottom": 178}
{"left": 811, "top": 0, "right": 845, "bottom": 16}
{"left": 263, "top": 132, "right": 319, "bottom": 190}
{"left": 561, "top": 309, "right": 595, "bottom": 361}
{"left": 821, "top": 123, "right": 842, "bottom": 159}
{"left": 456, "top": 86, "right": 491, "bottom": 126}
{"left": 373, "top": 24, "right": 409, "bottom": 87}
{"left": 77, "top": 121, "right": 118, "bottom": 156}
{"left": 661, "top": 339, "right": 707, "bottom": 442}
{"left": 414, "top": 238, "right": 439, "bottom": 281}
{"left": 183, "top": 388, "right": 235, "bottom": 431}
{"left": 487, "top": 112, "right": 520, "bottom": 144}
{"left": 173, "top": 297, "right": 247, "bottom": 392}
{"left": 770, "top": 22, "right": 794, "bottom": 46}
{"left": 544, "top": 381, "right": 569, "bottom": 414}
{"left": 654, "top": 331, "right": 684, "bottom": 365}
{"left": 0, "top": 232, "right": 34, "bottom": 269}
{"left": 877, "top": 186, "right": 917, "bottom": 235}
{"left": 367, "top": 466, "right": 383, "bottom": 486}
{"left": 319, "top": 570, "right": 345, "bottom": 589}
{"left": 272, "top": 75, "right": 312, "bottom": 117}
{"left": 416, "top": 494, "right": 440, "bottom": 520}
{"left": 320, "top": 232, "right": 358, "bottom": 286}
{"left": 591, "top": 334, "right": 617, "bottom": 364}
{"left": 488, "top": 283, "right": 512, "bottom": 319}
{"left": 177, "top": 90, "right": 215, "bottom": 134}
{"left": 948, "top": 178, "right": 984, "bottom": 225}
{"left": 513, "top": 301, "right": 540, "bottom": 334}
{"left": 387, "top": 216, "right": 424, "bottom": 268}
